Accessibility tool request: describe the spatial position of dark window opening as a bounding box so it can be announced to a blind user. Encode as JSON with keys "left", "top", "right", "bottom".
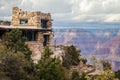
{"left": 22, "top": 31, "right": 37, "bottom": 41}
{"left": 41, "top": 20, "right": 48, "bottom": 28}
{"left": 43, "top": 35, "right": 50, "bottom": 46}
{"left": 20, "top": 19, "right": 28, "bottom": 24}
{"left": 0, "top": 30, "right": 5, "bottom": 40}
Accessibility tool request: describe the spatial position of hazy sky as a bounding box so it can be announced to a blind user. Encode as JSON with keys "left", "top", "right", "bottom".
{"left": 0, "top": 0, "right": 120, "bottom": 26}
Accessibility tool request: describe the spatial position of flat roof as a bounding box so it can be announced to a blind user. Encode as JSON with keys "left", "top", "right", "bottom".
{"left": 0, "top": 25, "right": 52, "bottom": 31}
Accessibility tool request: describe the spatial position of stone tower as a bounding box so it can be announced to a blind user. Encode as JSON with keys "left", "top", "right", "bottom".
{"left": 0, "top": 7, "right": 53, "bottom": 62}
{"left": 12, "top": 7, "right": 53, "bottom": 62}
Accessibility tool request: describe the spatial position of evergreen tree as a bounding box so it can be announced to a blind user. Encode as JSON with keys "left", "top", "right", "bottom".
{"left": 79, "top": 73, "right": 90, "bottom": 80}
{"left": 0, "top": 29, "right": 34, "bottom": 80}
{"left": 35, "top": 47, "right": 67, "bottom": 80}
{"left": 62, "top": 45, "right": 81, "bottom": 68}
{"left": 0, "top": 51, "right": 34, "bottom": 80}
{"left": 115, "top": 70, "right": 120, "bottom": 79}
{"left": 70, "top": 71, "right": 80, "bottom": 80}
{"left": 81, "top": 58, "right": 87, "bottom": 64}
{"left": 3, "top": 29, "right": 32, "bottom": 60}
{"left": 70, "top": 71, "right": 90, "bottom": 80}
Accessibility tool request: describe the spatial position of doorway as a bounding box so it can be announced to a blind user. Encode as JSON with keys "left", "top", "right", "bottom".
{"left": 43, "top": 35, "right": 50, "bottom": 46}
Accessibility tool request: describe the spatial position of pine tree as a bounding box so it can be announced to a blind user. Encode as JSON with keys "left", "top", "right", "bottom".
{"left": 0, "top": 29, "right": 34, "bottom": 80}
{"left": 62, "top": 45, "right": 81, "bottom": 68}
{"left": 35, "top": 47, "right": 67, "bottom": 80}
{"left": 3, "top": 29, "right": 32, "bottom": 60}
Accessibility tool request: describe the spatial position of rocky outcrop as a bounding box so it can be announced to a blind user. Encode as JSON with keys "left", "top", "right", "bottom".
{"left": 53, "top": 28, "right": 99, "bottom": 55}
{"left": 27, "top": 42, "right": 43, "bottom": 63}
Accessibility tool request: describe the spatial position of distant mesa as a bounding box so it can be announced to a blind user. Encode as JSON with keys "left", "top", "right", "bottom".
{"left": 93, "top": 35, "right": 120, "bottom": 56}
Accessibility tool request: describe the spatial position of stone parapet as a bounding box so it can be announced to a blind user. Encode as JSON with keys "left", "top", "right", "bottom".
{"left": 0, "top": 21, "right": 11, "bottom": 25}
{"left": 11, "top": 7, "right": 52, "bottom": 28}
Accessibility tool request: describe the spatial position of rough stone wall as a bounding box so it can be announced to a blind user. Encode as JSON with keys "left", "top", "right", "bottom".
{"left": 0, "top": 21, "right": 11, "bottom": 25}
{"left": 37, "top": 31, "right": 53, "bottom": 45}
{"left": 27, "top": 31, "right": 53, "bottom": 62}
{"left": 27, "top": 30, "right": 53, "bottom": 49}
{"left": 27, "top": 42, "right": 42, "bottom": 63}
{"left": 11, "top": 7, "right": 53, "bottom": 62}
{"left": 11, "top": 7, "right": 52, "bottom": 28}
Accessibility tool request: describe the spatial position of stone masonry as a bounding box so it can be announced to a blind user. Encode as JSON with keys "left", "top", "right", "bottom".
{"left": 11, "top": 7, "right": 52, "bottom": 28}
{"left": 11, "top": 7, "right": 53, "bottom": 62}
{"left": 0, "top": 7, "right": 53, "bottom": 63}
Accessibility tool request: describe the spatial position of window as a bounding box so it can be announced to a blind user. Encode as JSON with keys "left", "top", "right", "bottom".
{"left": 22, "top": 31, "right": 37, "bottom": 41}
{"left": 41, "top": 20, "right": 48, "bottom": 28}
{"left": 20, "top": 19, "right": 28, "bottom": 24}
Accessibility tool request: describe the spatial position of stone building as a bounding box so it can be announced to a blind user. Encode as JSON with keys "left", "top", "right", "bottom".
{"left": 0, "top": 7, "right": 53, "bottom": 62}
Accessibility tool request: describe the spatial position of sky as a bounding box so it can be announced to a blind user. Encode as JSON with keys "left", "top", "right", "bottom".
{"left": 0, "top": 0, "right": 120, "bottom": 27}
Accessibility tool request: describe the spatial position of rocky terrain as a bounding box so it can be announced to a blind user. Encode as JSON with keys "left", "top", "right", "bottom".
{"left": 53, "top": 27, "right": 120, "bottom": 71}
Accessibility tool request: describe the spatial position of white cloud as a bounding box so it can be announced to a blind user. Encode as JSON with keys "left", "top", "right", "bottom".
{"left": 71, "top": 0, "right": 120, "bottom": 22}
{"left": 0, "top": 0, "right": 120, "bottom": 23}
{"left": 104, "top": 14, "right": 120, "bottom": 22}
{"left": 19, "top": 0, "right": 72, "bottom": 13}
{"left": 0, "top": 0, "right": 22, "bottom": 20}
